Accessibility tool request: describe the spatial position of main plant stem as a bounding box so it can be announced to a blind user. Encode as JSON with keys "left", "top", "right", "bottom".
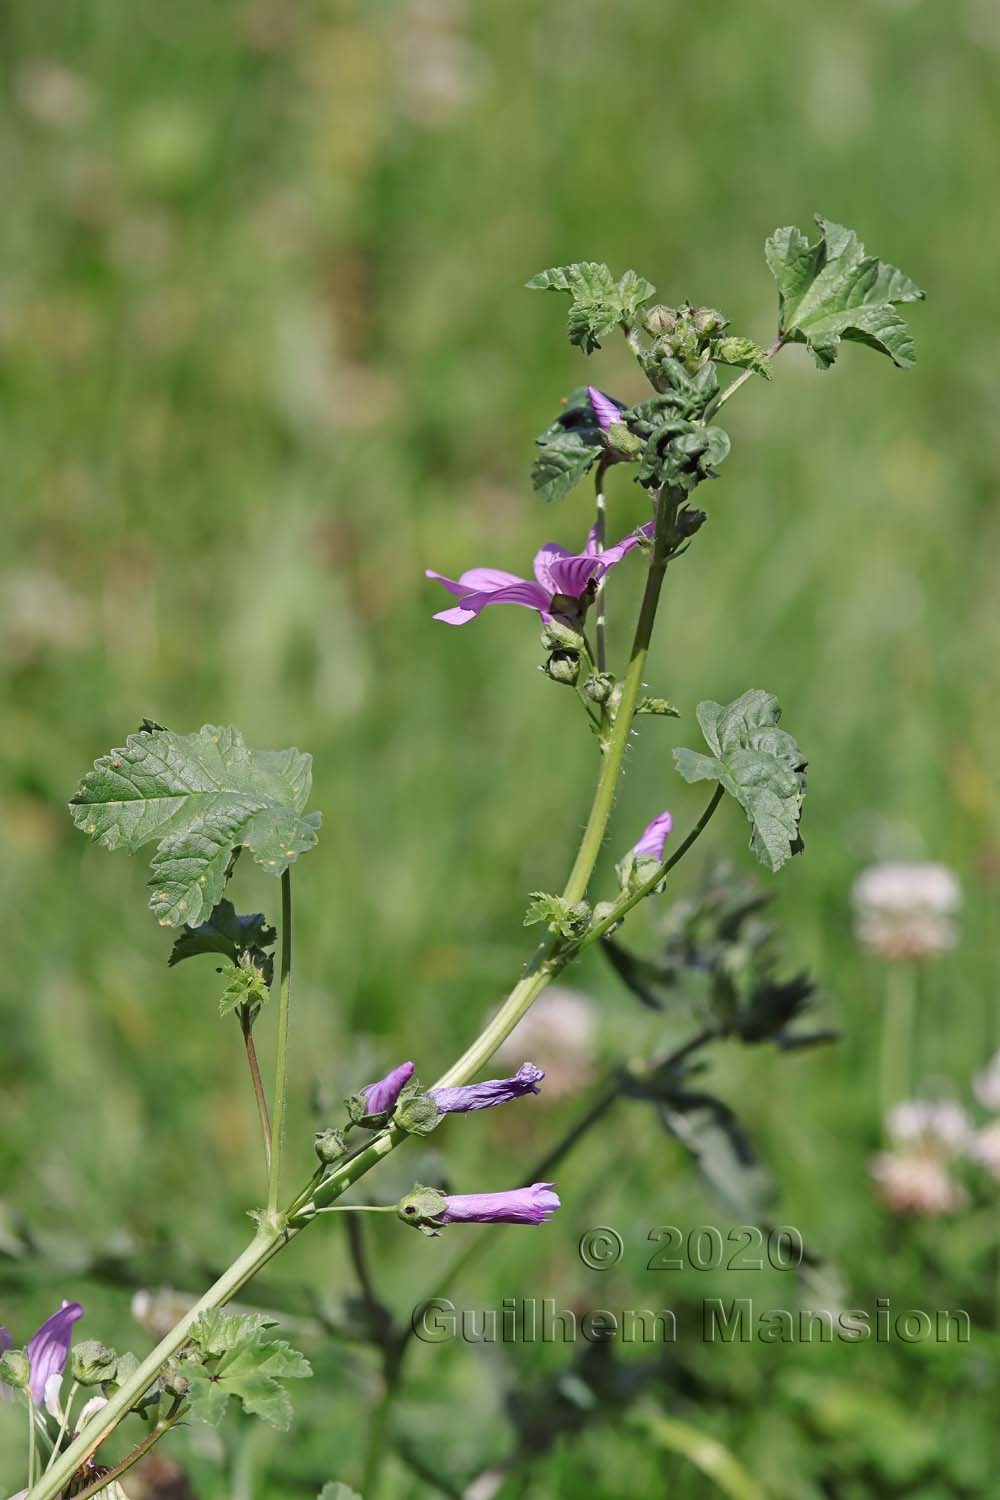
{"left": 267, "top": 870, "right": 293, "bottom": 1220}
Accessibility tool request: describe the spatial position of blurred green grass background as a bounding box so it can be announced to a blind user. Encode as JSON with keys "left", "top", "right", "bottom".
{"left": 2, "top": 0, "right": 999, "bottom": 1495}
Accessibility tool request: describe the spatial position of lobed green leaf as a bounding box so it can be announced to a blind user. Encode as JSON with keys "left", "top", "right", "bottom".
{"left": 70, "top": 725, "right": 321, "bottom": 927}
{"left": 674, "top": 690, "right": 807, "bottom": 872}
{"left": 186, "top": 1311, "right": 312, "bottom": 1432}
{"left": 527, "top": 262, "right": 655, "bottom": 353}
{"left": 765, "top": 214, "right": 924, "bottom": 369}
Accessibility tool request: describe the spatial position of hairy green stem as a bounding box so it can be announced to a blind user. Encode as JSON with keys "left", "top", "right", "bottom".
{"left": 27, "top": 1396, "right": 37, "bottom": 1486}
{"left": 241, "top": 1007, "right": 273, "bottom": 1182}
{"left": 267, "top": 870, "right": 293, "bottom": 1220}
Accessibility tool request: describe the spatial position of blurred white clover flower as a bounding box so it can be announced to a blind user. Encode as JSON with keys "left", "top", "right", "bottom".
{"left": 495, "top": 986, "right": 597, "bottom": 1099}
{"left": 886, "top": 1098, "right": 972, "bottom": 1156}
{"left": 852, "top": 861, "right": 961, "bottom": 961}
{"left": 972, "top": 1048, "right": 1000, "bottom": 1111}
{"left": 971, "top": 1122, "right": 1000, "bottom": 1182}
{"left": 870, "top": 1149, "right": 967, "bottom": 1216}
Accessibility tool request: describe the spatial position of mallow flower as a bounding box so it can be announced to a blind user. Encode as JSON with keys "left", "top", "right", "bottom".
{"left": 429, "top": 1062, "right": 544, "bottom": 1114}
{"left": 0, "top": 1300, "right": 84, "bottom": 1406}
{"left": 427, "top": 521, "right": 654, "bottom": 627}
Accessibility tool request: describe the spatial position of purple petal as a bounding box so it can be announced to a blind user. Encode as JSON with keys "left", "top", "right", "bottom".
{"left": 531, "top": 543, "right": 573, "bottom": 594}
{"left": 27, "top": 1302, "right": 83, "bottom": 1406}
{"left": 431, "top": 1062, "right": 544, "bottom": 1114}
{"left": 456, "top": 580, "right": 551, "bottom": 616}
{"left": 587, "top": 386, "right": 622, "bottom": 433}
{"left": 433, "top": 604, "right": 479, "bottom": 626}
{"left": 361, "top": 1060, "right": 415, "bottom": 1117}
{"left": 426, "top": 567, "right": 529, "bottom": 598}
{"left": 633, "top": 810, "right": 673, "bottom": 861}
{"left": 599, "top": 520, "right": 655, "bottom": 569}
{"left": 440, "top": 1183, "right": 560, "bottom": 1225}
{"left": 545, "top": 553, "right": 602, "bottom": 598}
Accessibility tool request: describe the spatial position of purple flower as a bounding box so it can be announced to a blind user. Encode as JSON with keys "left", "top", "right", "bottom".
{"left": 633, "top": 810, "right": 673, "bottom": 862}
{"left": 0, "top": 1302, "right": 84, "bottom": 1405}
{"left": 431, "top": 1062, "right": 544, "bottom": 1114}
{"left": 587, "top": 385, "right": 623, "bottom": 432}
{"left": 439, "top": 1183, "right": 560, "bottom": 1225}
{"left": 361, "top": 1060, "right": 415, "bottom": 1117}
{"left": 427, "top": 521, "right": 654, "bottom": 627}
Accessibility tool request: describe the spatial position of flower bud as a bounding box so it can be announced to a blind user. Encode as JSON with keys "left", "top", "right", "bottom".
{"left": 0, "top": 1348, "right": 30, "bottom": 1391}
{"left": 690, "top": 305, "right": 727, "bottom": 336}
{"left": 162, "top": 1363, "right": 191, "bottom": 1399}
{"left": 314, "top": 1128, "right": 348, "bottom": 1165}
{"left": 543, "top": 650, "right": 580, "bottom": 686}
{"left": 583, "top": 672, "right": 614, "bottom": 704}
{"left": 643, "top": 304, "right": 678, "bottom": 336}
{"left": 675, "top": 506, "right": 707, "bottom": 538}
{"left": 70, "top": 1340, "right": 117, "bottom": 1386}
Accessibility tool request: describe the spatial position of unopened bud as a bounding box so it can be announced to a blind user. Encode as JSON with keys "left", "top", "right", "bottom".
{"left": 71, "top": 1340, "right": 118, "bottom": 1386}
{"left": 690, "top": 305, "right": 727, "bottom": 336}
{"left": 675, "top": 506, "right": 707, "bottom": 539}
{"left": 643, "top": 304, "right": 678, "bottom": 336}
{"left": 583, "top": 672, "right": 614, "bottom": 704}
{"left": 314, "top": 1128, "right": 348, "bottom": 1165}
{"left": 0, "top": 1348, "right": 30, "bottom": 1390}
{"left": 544, "top": 650, "right": 580, "bottom": 686}
{"left": 162, "top": 1363, "right": 190, "bottom": 1399}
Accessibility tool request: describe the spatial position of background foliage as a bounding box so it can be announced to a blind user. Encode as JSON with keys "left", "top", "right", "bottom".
{"left": 2, "top": 0, "right": 998, "bottom": 1494}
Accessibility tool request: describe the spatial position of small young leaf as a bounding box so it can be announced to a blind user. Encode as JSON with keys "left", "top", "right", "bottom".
{"left": 185, "top": 1311, "right": 311, "bottom": 1432}
{"left": 70, "top": 725, "right": 321, "bottom": 927}
{"left": 319, "top": 1487, "right": 363, "bottom": 1500}
{"left": 218, "top": 956, "right": 272, "bottom": 1017}
{"left": 674, "top": 690, "right": 807, "bottom": 872}
{"left": 765, "top": 215, "right": 924, "bottom": 369}
{"left": 527, "top": 262, "right": 655, "bottom": 353}
{"left": 523, "top": 892, "right": 591, "bottom": 940}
